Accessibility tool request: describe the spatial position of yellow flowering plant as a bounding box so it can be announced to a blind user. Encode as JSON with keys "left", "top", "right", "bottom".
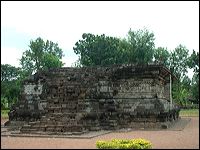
{"left": 96, "top": 138, "right": 152, "bottom": 149}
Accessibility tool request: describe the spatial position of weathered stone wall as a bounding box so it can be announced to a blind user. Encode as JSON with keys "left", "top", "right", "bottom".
{"left": 7, "top": 64, "right": 180, "bottom": 134}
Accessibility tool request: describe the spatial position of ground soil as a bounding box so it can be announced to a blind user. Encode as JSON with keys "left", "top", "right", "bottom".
{"left": 1, "top": 117, "right": 199, "bottom": 149}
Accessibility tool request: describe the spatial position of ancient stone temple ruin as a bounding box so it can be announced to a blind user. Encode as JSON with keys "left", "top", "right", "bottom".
{"left": 6, "top": 64, "right": 180, "bottom": 134}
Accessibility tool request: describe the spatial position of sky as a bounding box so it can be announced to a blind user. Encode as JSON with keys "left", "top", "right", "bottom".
{"left": 1, "top": 1, "right": 199, "bottom": 78}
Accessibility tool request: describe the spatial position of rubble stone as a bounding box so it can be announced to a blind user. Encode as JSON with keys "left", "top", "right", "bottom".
{"left": 5, "top": 64, "right": 180, "bottom": 134}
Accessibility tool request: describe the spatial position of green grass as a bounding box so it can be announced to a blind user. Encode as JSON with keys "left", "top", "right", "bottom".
{"left": 179, "top": 109, "right": 199, "bottom": 117}
{"left": 1, "top": 109, "right": 9, "bottom": 119}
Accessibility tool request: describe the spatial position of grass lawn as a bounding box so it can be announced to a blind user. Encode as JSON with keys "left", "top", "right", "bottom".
{"left": 179, "top": 109, "right": 199, "bottom": 117}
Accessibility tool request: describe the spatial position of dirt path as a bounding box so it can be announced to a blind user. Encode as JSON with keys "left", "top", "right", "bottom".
{"left": 1, "top": 117, "right": 199, "bottom": 149}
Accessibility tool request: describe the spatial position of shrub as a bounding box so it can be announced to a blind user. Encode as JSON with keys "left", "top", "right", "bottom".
{"left": 96, "top": 138, "right": 152, "bottom": 149}
{"left": 1, "top": 96, "right": 9, "bottom": 109}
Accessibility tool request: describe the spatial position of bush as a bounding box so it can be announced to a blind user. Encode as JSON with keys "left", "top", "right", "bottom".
{"left": 1, "top": 109, "right": 10, "bottom": 119}
{"left": 96, "top": 138, "right": 152, "bottom": 149}
{"left": 1, "top": 96, "right": 9, "bottom": 109}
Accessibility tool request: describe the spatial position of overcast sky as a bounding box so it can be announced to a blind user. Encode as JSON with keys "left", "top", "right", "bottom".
{"left": 1, "top": 1, "right": 199, "bottom": 78}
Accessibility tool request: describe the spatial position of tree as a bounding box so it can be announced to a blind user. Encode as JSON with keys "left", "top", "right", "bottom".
{"left": 187, "top": 50, "right": 199, "bottom": 104}
{"left": 73, "top": 28, "right": 155, "bottom": 67}
{"left": 20, "top": 37, "right": 64, "bottom": 75}
{"left": 181, "top": 76, "right": 191, "bottom": 91}
{"left": 168, "top": 45, "right": 196, "bottom": 107}
{"left": 190, "top": 73, "right": 199, "bottom": 104}
{"left": 1, "top": 64, "right": 21, "bottom": 81}
{"left": 1, "top": 64, "right": 22, "bottom": 108}
{"left": 42, "top": 53, "right": 63, "bottom": 70}
{"left": 172, "top": 80, "right": 190, "bottom": 107}
{"left": 153, "top": 47, "right": 170, "bottom": 68}
{"left": 73, "top": 33, "right": 125, "bottom": 66}
{"left": 188, "top": 50, "right": 199, "bottom": 76}
{"left": 169, "top": 44, "right": 189, "bottom": 81}
{"left": 1, "top": 81, "right": 21, "bottom": 109}
{"left": 127, "top": 28, "right": 155, "bottom": 64}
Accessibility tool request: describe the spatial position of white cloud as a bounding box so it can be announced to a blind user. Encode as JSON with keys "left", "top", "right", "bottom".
{"left": 62, "top": 55, "right": 79, "bottom": 67}
{"left": 1, "top": 47, "right": 22, "bottom": 67}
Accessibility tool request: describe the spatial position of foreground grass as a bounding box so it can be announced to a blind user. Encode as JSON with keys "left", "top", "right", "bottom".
{"left": 179, "top": 109, "right": 199, "bottom": 117}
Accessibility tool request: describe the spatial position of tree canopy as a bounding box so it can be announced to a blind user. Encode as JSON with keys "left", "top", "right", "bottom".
{"left": 127, "top": 28, "right": 155, "bottom": 64}
{"left": 73, "top": 28, "right": 156, "bottom": 66}
{"left": 73, "top": 33, "right": 124, "bottom": 66}
{"left": 154, "top": 47, "right": 170, "bottom": 68}
{"left": 1, "top": 64, "right": 22, "bottom": 109}
{"left": 1, "top": 64, "right": 21, "bottom": 82}
{"left": 2, "top": 37, "right": 65, "bottom": 109}
{"left": 20, "top": 37, "right": 64, "bottom": 75}
{"left": 169, "top": 44, "right": 190, "bottom": 81}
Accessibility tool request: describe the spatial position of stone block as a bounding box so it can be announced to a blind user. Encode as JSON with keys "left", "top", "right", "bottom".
{"left": 7, "top": 64, "right": 179, "bottom": 134}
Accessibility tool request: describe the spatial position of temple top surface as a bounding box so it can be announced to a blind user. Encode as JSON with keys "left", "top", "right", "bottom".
{"left": 29, "top": 63, "right": 177, "bottom": 82}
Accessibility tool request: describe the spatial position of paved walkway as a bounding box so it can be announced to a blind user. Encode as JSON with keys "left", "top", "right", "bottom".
{"left": 1, "top": 117, "right": 199, "bottom": 149}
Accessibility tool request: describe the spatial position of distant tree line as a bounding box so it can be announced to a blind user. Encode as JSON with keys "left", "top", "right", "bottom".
{"left": 1, "top": 28, "right": 199, "bottom": 109}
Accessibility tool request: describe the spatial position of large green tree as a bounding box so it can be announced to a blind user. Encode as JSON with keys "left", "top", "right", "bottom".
{"left": 169, "top": 44, "right": 189, "bottom": 81}
{"left": 73, "top": 28, "right": 155, "bottom": 66}
{"left": 153, "top": 47, "right": 170, "bottom": 68}
{"left": 2, "top": 38, "right": 65, "bottom": 108}
{"left": 20, "top": 37, "right": 64, "bottom": 75}
{"left": 127, "top": 28, "right": 155, "bottom": 64}
{"left": 169, "top": 45, "right": 196, "bottom": 107}
{"left": 73, "top": 33, "right": 126, "bottom": 66}
{"left": 187, "top": 50, "right": 199, "bottom": 104}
